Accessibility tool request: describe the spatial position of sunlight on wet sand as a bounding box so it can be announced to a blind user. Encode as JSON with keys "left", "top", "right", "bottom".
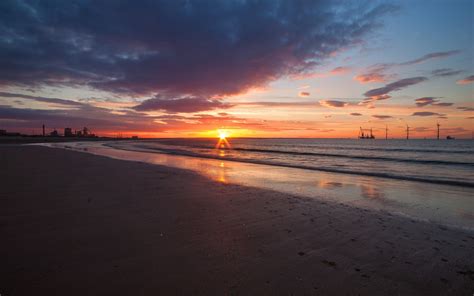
{"left": 42, "top": 141, "right": 474, "bottom": 230}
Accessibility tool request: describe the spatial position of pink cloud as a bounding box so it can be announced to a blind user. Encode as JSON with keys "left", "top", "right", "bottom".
{"left": 456, "top": 75, "right": 474, "bottom": 85}
{"left": 330, "top": 66, "right": 351, "bottom": 75}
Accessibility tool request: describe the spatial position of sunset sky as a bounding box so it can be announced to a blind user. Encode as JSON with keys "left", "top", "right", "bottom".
{"left": 0, "top": 0, "right": 473, "bottom": 138}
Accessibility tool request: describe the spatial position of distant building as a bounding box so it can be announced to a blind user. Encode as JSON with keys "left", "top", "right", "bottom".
{"left": 50, "top": 129, "right": 59, "bottom": 137}
{"left": 131, "top": 135, "right": 139, "bottom": 139}
{"left": 82, "top": 127, "right": 89, "bottom": 137}
{"left": 64, "top": 127, "right": 73, "bottom": 137}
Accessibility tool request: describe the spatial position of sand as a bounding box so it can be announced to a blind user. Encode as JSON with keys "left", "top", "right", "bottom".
{"left": 1, "top": 145, "right": 473, "bottom": 295}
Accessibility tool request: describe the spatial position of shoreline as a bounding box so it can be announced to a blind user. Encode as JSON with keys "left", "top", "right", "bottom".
{"left": 1, "top": 145, "right": 473, "bottom": 295}
{"left": 42, "top": 141, "right": 474, "bottom": 231}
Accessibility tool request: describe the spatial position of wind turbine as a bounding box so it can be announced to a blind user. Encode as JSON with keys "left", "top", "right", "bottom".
{"left": 437, "top": 122, "right": 440, "bottom": 140}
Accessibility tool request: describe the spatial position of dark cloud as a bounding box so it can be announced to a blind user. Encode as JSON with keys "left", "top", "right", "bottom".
{"left": 431, "top": 68, "right": 463, "bottom": 77}
{"left": 299, "top": 91, "right": 310, "bottom": 97}
{"left": 363, "top": 77, "right": 427, "bottom": 98}
{"left": 0, "top": 92, "right": 84, "bottom": 107}
{"left": 319, "top": 100, "right": 348, "bottom": 108}
{"left": 415, "top": 97, "right": 453, "bottom": 107}
{"left": 133, "top": 96, "right": 233, "bottom": 113}
{"left": 399, "top": 50, "right": 460, "bottom": 66}
{"left": 223, "top": 101, "right": 318, "bottom": 108}
{"left": 350, "top": 112, "right": 363, "bottom": 116}
{"left": 0, "top": 0, "right": 396, "bottom": 97}
{"left": 415, "top": 97, "right": 437, "bottom": 107}
{"left": 0, "top": 104, "right": 159, "bottom": 133}
{"left": 372, "top": 115, "right": 392, "bottom": 119}
{"left": 457, "top": 106, "right": 474, "bottom": 111}
{"left": 412, "top": 112, "right": 442, "bottom": 117}
{"left": 456, "top": 75, "right": 474, "bottom": 85}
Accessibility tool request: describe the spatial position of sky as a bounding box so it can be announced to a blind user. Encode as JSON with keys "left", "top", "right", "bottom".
{"left": 0, "top": 0, "right": 473, "bottom": 138}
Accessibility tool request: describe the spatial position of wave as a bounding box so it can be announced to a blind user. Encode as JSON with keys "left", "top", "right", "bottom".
{"left": 133, "top": 143, "right": 474, "bottom": 167}
{"left": 106, "top": 143, "right": 474, "bottom": 188}
{"left": 229, "top": 147, "right": 474, "bottom": 167}
{"left": 149, "top": 140, "right": 473, "bottom": 154}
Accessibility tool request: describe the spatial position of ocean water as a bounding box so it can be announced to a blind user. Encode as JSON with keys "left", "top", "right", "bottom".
{"left": 42, "top": 138, "right": 474, "bottom": 229}
{"left": 107, "top": 138, "right": 474, "bottom": 188}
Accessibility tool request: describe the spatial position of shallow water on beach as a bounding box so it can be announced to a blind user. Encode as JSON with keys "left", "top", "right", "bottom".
{"left": 39, "top": 140, "right": 474, "bottom": 230}
{"left": 109, "top": 138, "right": 474, "bottom": 187}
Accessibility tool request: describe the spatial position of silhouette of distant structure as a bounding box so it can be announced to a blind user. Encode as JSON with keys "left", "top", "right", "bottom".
{"left": 359, "top": 127, "right": 375, "bottom": 139}
{"left": 0, "top": 129, "right": 6, "bottom": 136}
{"left": 42, "top": 124, "right": 45, "bottom": 137}
{"left": 64, "top": 127, "right": 73, "bottom": 137}
{"left": 406, "top": 125, "right": 410, "bottom": 140}
{"left": 437, "top": 122, "right": 440, "bottom": 140}
{"left": 50, "top": 129, "right": 59, "bottom": 137}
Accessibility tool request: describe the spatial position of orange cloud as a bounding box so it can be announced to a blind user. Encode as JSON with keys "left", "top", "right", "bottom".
{"left": 354, "top": 72, "right": 387, "bottom": 83}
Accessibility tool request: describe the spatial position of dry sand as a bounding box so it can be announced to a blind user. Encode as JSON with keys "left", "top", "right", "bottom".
{"left": 1, "top": 145, "right": 473, "bottom": 295}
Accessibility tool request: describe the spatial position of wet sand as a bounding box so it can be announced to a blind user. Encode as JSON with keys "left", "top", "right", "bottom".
{"left": 1, "top": 146, "right": 473, "bottom": 295}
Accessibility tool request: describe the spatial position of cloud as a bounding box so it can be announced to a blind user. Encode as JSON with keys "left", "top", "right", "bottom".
{"left": 299, "top": 91, "right": 310, "bottom": 97}
{"left": 133, "top": 96, "right": 233, "bottom": 113}
{"left": 412, "top": 112, "right": 442, "bottom": 116}
{"left": 0, "top": 103, "right": 160, "bottom": 133}
{"left": 355, "top": 50, "right": 460, "bottom": 84}
{"left": 399, "top": 50, "right": 460, "bottom": 66}
{"left": 363, "top": 77, "right": 427, "bottom": 99}
{"left": 319, "top": 100, "right": 348, "bottom": 108}
{"left": 431, "top": 68, "right": 463, "bottom": 77}
{"left": 457, "top": 106, "right": 474, "bottom": 111}
{"left": 372, "top": 115, "right": 392, "bottom": 119}
{"left": 415, "top": 97, "right": 437, "bottom": 107}
{"left": 330, "top": 66, "right": 351, "bottom": 75}
{"left": 0, "top": 1, "right": 396, "bottom": 97}
{"left": 354, "top": 64, "right": 393, "bottom": 83}
{"left": 456, "top": 75, "right": 474, "bottom": 85}
{"left": 236, "top": 101, "right": 318, "bottom": 108}
{"left": 415, "top": 97, "right": 453, "bottom": 107}
{"left": 350, "top": 112, "right": 363, "bottom": 116}
{"left": 0, "top": 92, "right": 84, "bottom": 107}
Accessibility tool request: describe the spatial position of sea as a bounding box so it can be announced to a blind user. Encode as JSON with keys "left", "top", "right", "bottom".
{"left": 43, "top": 138, "right": 474, "bottom": 229}
{"left": 108, "top": 138, "right": 474, "bottom": 188}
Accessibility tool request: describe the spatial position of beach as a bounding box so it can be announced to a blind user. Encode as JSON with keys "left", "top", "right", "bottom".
{"left": 1, "top": 145, "right": 473, "bottom": 295}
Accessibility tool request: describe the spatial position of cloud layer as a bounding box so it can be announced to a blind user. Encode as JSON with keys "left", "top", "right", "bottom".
{"left": 0, "top": 0, "right": 395, "bottom": 98}
{"left": 133, "top": 96, "right": 233, "bottom": 113}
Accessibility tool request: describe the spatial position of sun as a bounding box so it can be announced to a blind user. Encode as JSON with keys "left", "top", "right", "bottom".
{"left": 216, "top": 129, "right": 231, "bottom": 149}
{"left": 218, "top": 129, "right": 228, "bottom": 140}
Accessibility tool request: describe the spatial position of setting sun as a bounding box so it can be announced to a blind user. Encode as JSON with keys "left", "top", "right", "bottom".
{"left": 218, "top": 129, "right": 228, "bottom": 140}
{"left": 216, "top": 129, "right": 231, "bottom": 149}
